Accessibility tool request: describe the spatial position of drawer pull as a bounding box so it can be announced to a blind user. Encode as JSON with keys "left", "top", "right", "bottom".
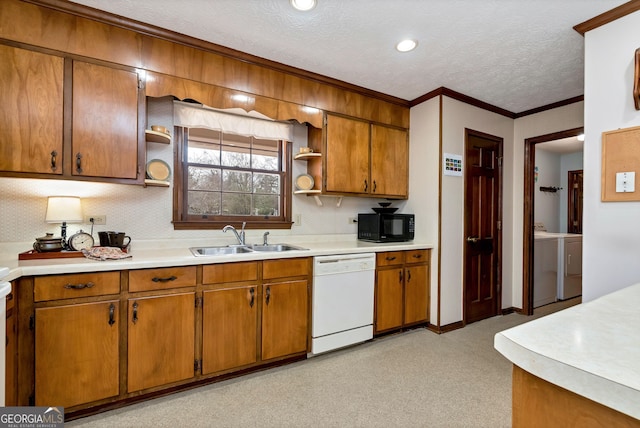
{"left": 108, "top": 303, "right": 116, "bottom": 326}
{"left": 50, "top": 150, "right": 58, "bottom": 171}
{"left": 63, "top": 281, "right": 95, "bottom": 290}
{"left": 132, "top": 302, "right": 139, "bottom": 324}
{"left": 412, "top": 254, "right": 422, "bottom": 259}
{"left": 152, "top": 275, "right": 177, "bottom": 283}
{"left": 386, "top": 256, "right": 396, "bottom": 261}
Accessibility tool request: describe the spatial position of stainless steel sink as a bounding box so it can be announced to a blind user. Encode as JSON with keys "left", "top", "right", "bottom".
{"left": 189, "top": 246, "right": 254, "bottom": 256}
{"left": 248, "top": 244, "right": 308, "bottom": 252}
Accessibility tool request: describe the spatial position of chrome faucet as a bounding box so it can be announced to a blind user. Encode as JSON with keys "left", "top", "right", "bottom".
{"left": 263, "top": 231, "right": 270, "bottom": 245}
{"left": 222, "top": 222, "right": 246, "bottom": 245}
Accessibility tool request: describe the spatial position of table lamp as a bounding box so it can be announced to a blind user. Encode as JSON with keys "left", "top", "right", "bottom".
{"left": 45, "top": 196, "right": 83, "bottom": 250}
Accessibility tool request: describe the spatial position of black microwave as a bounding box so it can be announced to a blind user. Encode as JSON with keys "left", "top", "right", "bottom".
{"left": 357, "top": 213, "right": 415, "bottom": 242}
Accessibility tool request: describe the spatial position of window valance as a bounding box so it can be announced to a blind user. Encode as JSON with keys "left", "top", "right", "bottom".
{"left": 173, "top": 101, "right": 293, "bottom": 141}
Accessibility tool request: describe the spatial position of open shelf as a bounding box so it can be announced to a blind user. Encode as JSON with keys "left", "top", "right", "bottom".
{"left": 145, "top": 129, "right": 171, "bottom": 144}
{"left": 293, "top": 190, "right": 342, "bottom": 207}
{"left": 294, "top": 152, "right": 321, "bottom": 161}
{"left": 144, "top": 179, "right": 170, "bottom": 187}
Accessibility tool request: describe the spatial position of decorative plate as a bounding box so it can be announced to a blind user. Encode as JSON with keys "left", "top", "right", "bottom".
{"left": 146, "top": 159, "right": 171, "bottom": 181}
{"left": 295, "top": 174, "right": 314, "bottom": 190}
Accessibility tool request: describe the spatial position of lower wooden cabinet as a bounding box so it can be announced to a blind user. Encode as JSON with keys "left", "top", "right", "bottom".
{"left": 127, "top": 293, "right": 195, "bottom": 392}
{"left": 202, "top": 286, "right": 257, "bottom": 374}
{"left": 261, "top": 280, "right": 308, "bottom": 361}
{"left": 375, "top": 249, "right": 430, "bottom": 335}
{"left": 35, "top": 301, "right": 120, "bottom": 408}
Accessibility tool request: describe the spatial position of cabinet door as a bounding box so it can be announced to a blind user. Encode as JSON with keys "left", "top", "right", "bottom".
{"left": 128, "top": 293, "right": 195, "bottom": 392}
{"left": 375, "top": 268, "right": 404, "bottom": 333}
{"left": 325, "top": 114, "right": 370, "bottom": 193}
{"left": 5, "top": 304, "right": 16, "bottom": 406}
{"left": 371, "top": 125, "right": 408, "bottom": 198}
{"left": 202, "top": 287, "right": 257, "bottom": 374}
{"left": 35, "top": 301, "right": 119, "bottom": 408}
{"left": 261, "top": 280, "right": 308, "bottom": 361}
{"left": 0, "top": 45, "right": 63, "bottom": 174}
{"left": 72, "top": 61, "right": 139, "bottom": 179}
{"left": 403, "top": 265, "right": 429, "bottom": 325}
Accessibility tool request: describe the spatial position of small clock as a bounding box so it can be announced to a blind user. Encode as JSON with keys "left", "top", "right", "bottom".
{"left": 68, "top": 230, "right": 95, "bottom": 251}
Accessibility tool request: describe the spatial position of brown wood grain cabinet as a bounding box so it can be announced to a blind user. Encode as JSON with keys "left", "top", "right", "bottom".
{"left": 312, "top": 114, "right": 409, "bottom": 199}
{"left": 201, "top": 261, "right": 259, "bottom": 375}
{"left": 261, "top": 258, "right": 310, "bottom": 361}
{"left": 35, "top": 301, "right": 120, "bottom": 408}
{"left": 375, "top": 250, "right": 430, "bottom": 334}
{"left": 72, "top": 61, "right": 142, "bottom": 180}
{"left": 127, "top": 293, "right": 195, "bottom": 393}
{"left": 0, "top": 44, "right": 63, "bottom": 175}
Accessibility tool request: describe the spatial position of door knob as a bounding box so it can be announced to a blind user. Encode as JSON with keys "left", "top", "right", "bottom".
{"left": 466, "top": 236, "right": 479, "bottom": 243}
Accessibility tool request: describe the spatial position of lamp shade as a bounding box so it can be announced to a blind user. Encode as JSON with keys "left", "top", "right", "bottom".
{"left": 45, "top": 196, "right": 83, "bottom": 224}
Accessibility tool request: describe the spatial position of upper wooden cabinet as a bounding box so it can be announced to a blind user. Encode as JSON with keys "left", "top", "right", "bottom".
{"left": 72, "top": 61, "right": 141, "bottom": 180}
{"left": 0, "top": 45, "right": 63, "bottom": 175}
{"left": 309, "top": 114, "right": 409, "bottom": 199}
{"left": 371, "top": 124, "right": 408, "bottom": 198}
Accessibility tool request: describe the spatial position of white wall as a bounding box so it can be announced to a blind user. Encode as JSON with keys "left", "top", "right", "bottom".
{"left": 510, "top": 102, "right": 584, "bottom": 308}
{"left": 534, "top": 148, "right": 561, "bottom": 232}
{"left": 407, "top": 97, "right": 440, "bottom": 324}
{"left": 583, "top": 10, "right": 640, "bottom": 301}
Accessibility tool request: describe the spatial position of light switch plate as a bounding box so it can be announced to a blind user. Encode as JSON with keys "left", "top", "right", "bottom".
{"left": 616, "top": 172, "right": 635, "bottom": 192}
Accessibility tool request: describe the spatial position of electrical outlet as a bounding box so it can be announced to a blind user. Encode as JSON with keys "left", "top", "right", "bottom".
{"left": 294, "top": 214, "right": 302, "bottom": 226}
{"left": 84, "top": 215, "right": 106, "bottom": 225}
{"left": 348, "top": 217, "right": 357, "bottom": 224}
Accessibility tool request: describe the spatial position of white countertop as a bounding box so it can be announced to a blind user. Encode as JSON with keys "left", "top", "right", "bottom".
{"left": 494, "top": 283, "right": 640, "bottom": 419}
{"left": 0, "top": 237, "right": 433, "bottom": 282}
{"left": 534, "top": 231, "right": 582, "bottom": 240}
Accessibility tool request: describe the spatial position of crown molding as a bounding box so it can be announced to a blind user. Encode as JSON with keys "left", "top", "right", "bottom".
{"left": 574, "top": 0, "right": 640, "bottom": 35}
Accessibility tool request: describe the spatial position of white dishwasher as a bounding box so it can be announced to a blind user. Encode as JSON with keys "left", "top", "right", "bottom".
{"left": 311, "top": 253, "right": 376, "bottom": 356}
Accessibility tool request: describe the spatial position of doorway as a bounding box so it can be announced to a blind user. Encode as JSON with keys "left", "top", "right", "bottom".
{"left": 523, "top": 127, "right": 583, "bottom": 315}
{"left": 463, "top": 129, "right": 502, "bottom": 324}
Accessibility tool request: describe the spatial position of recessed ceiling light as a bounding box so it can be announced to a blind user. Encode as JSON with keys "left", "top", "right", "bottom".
{"left": 291, "top": 0, "right": 316, "bottom": 11}
{"left": 396, "top": 39, "right": 418, "bottom": 52}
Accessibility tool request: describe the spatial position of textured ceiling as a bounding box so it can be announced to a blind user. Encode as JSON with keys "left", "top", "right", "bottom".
{"left": 68, "top": 0, "right": 626, "bottom": 114}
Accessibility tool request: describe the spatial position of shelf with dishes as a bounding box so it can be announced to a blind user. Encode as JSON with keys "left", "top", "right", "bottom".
{"left": 144, "top": 158, "right": 171, "bottom": 187}
{"left": 293, "top": 152, "right": 321, "bottom": 161}
{"left": 145, "top": 126, "right": 171, "bottom": 144}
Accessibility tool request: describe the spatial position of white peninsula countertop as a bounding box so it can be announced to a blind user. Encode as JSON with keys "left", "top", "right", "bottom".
{"left": 494, "top": 283, "right": 640, "bottom": 419}
{"left": 0, "top": 237, "right": 433, "bottom": 282}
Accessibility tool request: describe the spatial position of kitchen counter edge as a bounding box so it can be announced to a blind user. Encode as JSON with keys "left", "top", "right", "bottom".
{"left": 494, "top": 283, "right": 640, "bottom": 419}
{"left": 0, "top": 241, "right": 433, "bottom": 282}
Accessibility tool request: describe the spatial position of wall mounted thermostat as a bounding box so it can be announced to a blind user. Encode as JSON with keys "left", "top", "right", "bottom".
{"left": 616, "top": 171, "right": 635, "bottom": 193}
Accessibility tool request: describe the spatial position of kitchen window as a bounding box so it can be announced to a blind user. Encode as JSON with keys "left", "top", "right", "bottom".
{"left": 172, "top": 102, "right": 293, "bottom": 230}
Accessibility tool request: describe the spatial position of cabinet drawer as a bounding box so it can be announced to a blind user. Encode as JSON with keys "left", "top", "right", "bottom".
{"left": 34, "top": 272, "right": 120, "bottom": 302}
{"left": 376, "top": 251, "right": 405, "bottom": 267}
{"left": 263, "top": 258, "right": 310, "bottom": 280}
{"left": 129, "top": 266, "right": 196, "bottom": 292}
{"left": 202, "top": 262, "right": 259, "bottom": 285}
{"left": 405, "top": 249, "right": 429, "bottom": 265}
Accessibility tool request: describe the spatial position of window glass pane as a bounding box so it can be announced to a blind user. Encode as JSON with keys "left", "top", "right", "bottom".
{"left": 253, "top": 173, "right": 280, "bottom": 195}
{"left": 253, "top": 139, "right": 279, "bottom": 171}
{"left": 222, "top": 192, "right": 252, "bottom": 215}
{"left": 221, "top": 134, "right": 251, "bottom": 168}
{"left": 254, "top": 194, "right": 279, "bottom": 216}
{"left": 188, "top": 129, "right": 221, "bottom": 165}
{"left": 188, "top": 191, "right": 220, "bottom": 215}
{"left": 188, "top": 166, "right": 221, "bottom": 191}
{"left": 222, "top": 170, "right": 252, "bottom": 192}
